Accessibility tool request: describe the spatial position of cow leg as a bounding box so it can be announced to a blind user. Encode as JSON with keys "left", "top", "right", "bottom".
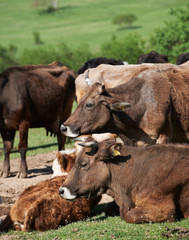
{"left": 120, "top": 200, "right": 175, "bottom": 223}
{"left": 17, "top": 121, "right": 29, "bottom": 178}
{"left": 57, "top": 131, "right": 66, "bottom": 150}
{"left": 0, "top": 130, "right": 15, "bottom": 178}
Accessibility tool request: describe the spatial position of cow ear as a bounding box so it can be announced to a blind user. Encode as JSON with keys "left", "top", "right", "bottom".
{"left": 57, "top": 151, "right": 67, "bottom": 170}
{"left": 109, "top": 102, "right": 131, "bottom": 112}
{"left": 109, "top": 143, "right": 122, "bottom": 157}
{"left": 98, "top": 84, "right": 106, "bottom": 94}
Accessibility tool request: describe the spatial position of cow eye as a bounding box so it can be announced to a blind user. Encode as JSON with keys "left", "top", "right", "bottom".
{"left": 79, "top": 161, "right": 88, "bottom": 169}
{"left": 85, "top": 103, "right": 94, "bottom": 109}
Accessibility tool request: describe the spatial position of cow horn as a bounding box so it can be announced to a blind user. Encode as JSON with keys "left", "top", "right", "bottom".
{"left": 85, "top": 70, "right": 93, "bottom": 86}
{"left": 78, "top": 141, "right": 97, "bottom": 148}
{"left": 74, "top": 136, "right": 89, "bottom": 142}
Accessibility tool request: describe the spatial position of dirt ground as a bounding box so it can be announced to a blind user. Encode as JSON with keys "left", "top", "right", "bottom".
{"left": 0, "top": 151, "right": 113, "bottom": 222}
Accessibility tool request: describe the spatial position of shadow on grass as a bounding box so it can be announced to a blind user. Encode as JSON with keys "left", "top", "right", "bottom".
{"left": 39, "top": 5, "right": 78, "bottom": 14}
{"left": 117, "top": 25, "right": 142, "bottom": 31}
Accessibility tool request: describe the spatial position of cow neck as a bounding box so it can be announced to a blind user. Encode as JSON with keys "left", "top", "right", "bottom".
{"left": 106, "top": 155, "right": 135, "bottom": 209}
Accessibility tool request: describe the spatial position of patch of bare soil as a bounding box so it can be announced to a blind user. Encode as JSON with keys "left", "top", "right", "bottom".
{"left": 0, "top": 151, "right": 113, "bottom": 221}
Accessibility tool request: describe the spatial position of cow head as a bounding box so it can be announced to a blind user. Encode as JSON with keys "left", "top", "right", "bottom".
{"left": 59, "top": 138, "right": 121, "bottom": 200}
{"left": 52, "top": 149, "right": 76, "bottom": 178}
{"left": 60, "top": 82, "right": 130, "bottom": 138}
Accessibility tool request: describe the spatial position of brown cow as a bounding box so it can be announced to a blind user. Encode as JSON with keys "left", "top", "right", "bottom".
{"left": 0, "top": 61, "right": 77, "bottom": 178}
{"left": 59, "top": 138, "right": 189, "bottom": 223}
{"left": 0, "top": 151, "right": 101, "bottom": 232}
{"left": 60, "top": 63, "right": 189, "bottom": 146}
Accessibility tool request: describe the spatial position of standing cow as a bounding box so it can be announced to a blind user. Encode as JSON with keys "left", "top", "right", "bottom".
{"left": 0, "top": 61, "right": 77, "bottom": 178}
{"left": 60, "top": 138, "right": 189, "bottom": 223}
{"left": 60, "top": 64, "right": 189, "bottom": 146}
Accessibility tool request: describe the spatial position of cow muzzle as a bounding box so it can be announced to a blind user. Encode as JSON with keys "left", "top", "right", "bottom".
{"left": 59, "top": 186, "right": 77, "bottom": 200}
{"left": 60, "top": 124, "right": 79, "bottom": 138}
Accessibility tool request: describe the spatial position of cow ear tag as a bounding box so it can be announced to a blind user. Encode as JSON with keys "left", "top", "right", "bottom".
{"left": 110, "top": 145, "right": 121, "bottom": 157}
{"left": 109, "top": 102, "right": 131, "bottom": 112}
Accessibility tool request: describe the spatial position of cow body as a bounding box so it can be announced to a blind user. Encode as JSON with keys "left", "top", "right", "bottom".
{"left": 0, "top": 151, "right": 101, "bottom": 232}
{"left": 137, "top": 51, "right": 168, "bottom": 64}
{"left": 60, "top": 139, "right": 189, "bottom": 223}
{"left": 61, "top": 62, "right": 189, "bottom": 146}
{"left": 176, "top": 53, "right": 189, "bottom": 65}
{"left": 77, "top": 57, "right": 124, "bottom": 75}
{"left": 0, "top": 62, "right": 77, "bottom": 178}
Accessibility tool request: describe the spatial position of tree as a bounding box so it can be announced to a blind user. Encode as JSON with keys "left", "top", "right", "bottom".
{"left": 150, "top": 4, "right": 189, "bottom": 62}
{"left": 113, "top": 14, "right": 137, "bottom": 28}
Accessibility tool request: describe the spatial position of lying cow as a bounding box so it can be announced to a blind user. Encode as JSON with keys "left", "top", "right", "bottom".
{"left": 52, "top": 133, "right": 122, "bottom": 178}
{"left": 0, "top": 61, "right": 77, "bottom": 178}
{"left": 0, "top": 151, "right": 101, "bottom": 232}
{"left": 60, "top": 138, "right": 189, "bottom": 223}
{"left": 137, "top": 51, "right": 168, "bottom": 64}
{"left": 61, "top": 63, "right": 189, "bottom": 146}
{"left": 77, "top": 57, "right": 124, "bottom": 75}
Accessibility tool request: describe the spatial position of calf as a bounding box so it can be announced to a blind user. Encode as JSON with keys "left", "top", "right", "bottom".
{"left": 60, "top": 139, "right": 189, "bottom": 223}
{"left": 0, "top": 151, "right": 101, "bottom": 232}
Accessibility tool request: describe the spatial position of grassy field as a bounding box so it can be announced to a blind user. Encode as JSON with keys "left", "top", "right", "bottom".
{"left": 0, "top": 0, "right": 188, "bottom": 55}
{"left": 1, "top": 204, "right": 189, "bottom": 239}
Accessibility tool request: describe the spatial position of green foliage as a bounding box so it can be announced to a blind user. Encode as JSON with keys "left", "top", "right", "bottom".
{"left": 150, "top": 4, "right": 189, "bottom": 62}
{"left": 113, "top": 14, "right": 137, "bottom": 27}
{"left": 0, "top": 44, "right": 19, "bottom": 72}
{"left": 101, "top": 34, "right": 145, "bottom": 64}
{"left": 20, "top": 42, "right": 94, "bottom": 71}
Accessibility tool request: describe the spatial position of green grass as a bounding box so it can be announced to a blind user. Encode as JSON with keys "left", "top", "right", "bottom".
{"left": 0, "top": 0, "right": 188, "bottom": 55}
{"left": 1, "top": 204, "right": 189, "bottom": 239}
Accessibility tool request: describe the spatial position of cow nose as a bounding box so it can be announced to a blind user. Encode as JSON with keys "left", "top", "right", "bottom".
{"left": 60, "top": 124, "right": 67, "bottom": 133}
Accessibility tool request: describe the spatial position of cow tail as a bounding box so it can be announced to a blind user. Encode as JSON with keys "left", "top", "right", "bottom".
{"left": 0, "top": 214, "right": 13, "bottom": 231}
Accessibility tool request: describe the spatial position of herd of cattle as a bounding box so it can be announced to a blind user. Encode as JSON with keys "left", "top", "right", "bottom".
{"left": 1, "top": 51, "right": 189, "bottom": 231}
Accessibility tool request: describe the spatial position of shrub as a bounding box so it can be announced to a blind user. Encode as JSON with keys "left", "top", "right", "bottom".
{"left": 113, "top": 14, "right": 137, "bottom": 28}
{"left": 100, "top": 33, "right": 145, "bottom": 64}
{"left": 150, "top": 4, "right": 189, "bottom": 62}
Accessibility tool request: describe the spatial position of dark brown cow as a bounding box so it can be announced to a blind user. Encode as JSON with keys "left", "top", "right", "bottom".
{"left": 0, "top": 61, "right": 77, "bottom": 178}
{"left": 137, "top": 51, "right": 168, "bottom": 64}
{"left": 59, "top": 139, "right": 189, "bottom": 223}
{"left": 77, "top": 57, "right": 124, "bottom": 75}
{"left": 0, "top": 151, "right": 101, "bottom": 232}
{"left": 60, "top": 64, "right": 189, "bottom": 146}
{"left": 176, "top": 53, "right": 189, "bottom": 65}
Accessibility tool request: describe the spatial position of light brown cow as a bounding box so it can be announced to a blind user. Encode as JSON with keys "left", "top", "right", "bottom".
{"left": 0, "top": 151, "right": 101, "bottom": 232}
{"left": 61, "top": 62, "right": 189, "bottom": 146}
{"left": 60, "top": 138, "right": 189, "bottom": 223}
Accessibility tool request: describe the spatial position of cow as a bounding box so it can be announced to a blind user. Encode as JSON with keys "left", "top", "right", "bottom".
{"left": 137, "top": 51, "right": 168, "bottom": 64}
{"left": 75, "top": 62, "right": 175, "bottom": 103}
{"left": 0, "top": 61, "right": 77, "bottom": 178}
{"left": 0, "top": 151, "right": 101, "bottom": 232}
{"left": 60, "top": 63, "right": 189, "bottom": 146}
{"left": 59, "top": 138, "right": 189, "bottom": 223}
{"left": 77, "top": 57, "right": 124, "bottom": 75}
{"left": 176, "top": 53, "right": 189, "bottom": 65}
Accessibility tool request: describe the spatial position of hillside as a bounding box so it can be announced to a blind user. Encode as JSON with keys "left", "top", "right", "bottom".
{"left": 0, "top": 0, "right": 188, "bottom": 54}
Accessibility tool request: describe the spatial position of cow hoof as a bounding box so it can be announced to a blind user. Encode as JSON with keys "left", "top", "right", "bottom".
{"left": 17, "top": 172, "right": 27, "bottom": 178}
